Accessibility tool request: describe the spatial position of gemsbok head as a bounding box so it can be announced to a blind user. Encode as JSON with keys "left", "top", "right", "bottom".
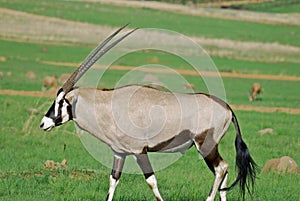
{"left": 40, "top": 25, "right": 257, "bottom": 201}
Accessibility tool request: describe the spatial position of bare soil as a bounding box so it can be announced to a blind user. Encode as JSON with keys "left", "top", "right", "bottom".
{"left": 40, "top": 61, "right": 300, "bottom": 82}
{"left": 0, "top": 89, "right": 56, "bottom": 98}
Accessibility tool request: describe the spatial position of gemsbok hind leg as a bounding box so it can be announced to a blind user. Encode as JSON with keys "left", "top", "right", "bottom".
{"left": 135, "top": 153, "right": 164, "bottom": 201}
{"left": 204, "top": 146, "right": 228, "bottom": 201}
{"left": 106, "top": 153, "right": 126, "bottom": 201}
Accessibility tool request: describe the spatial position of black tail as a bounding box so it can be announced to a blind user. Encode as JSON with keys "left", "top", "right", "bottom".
{"left": 220, "top": 112, "right": 257, "bottom": 200}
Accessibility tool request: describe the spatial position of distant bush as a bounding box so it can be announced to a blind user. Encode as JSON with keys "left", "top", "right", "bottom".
{"left": 141, "top": 0, "right": 300, "bottom": 7}
{"left": 238, "top": 0, "right": 300, "bottom": 11}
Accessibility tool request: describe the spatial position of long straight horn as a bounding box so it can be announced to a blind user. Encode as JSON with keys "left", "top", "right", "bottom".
{"left": 62, "top": 24, "right": 137, "bottom": 93}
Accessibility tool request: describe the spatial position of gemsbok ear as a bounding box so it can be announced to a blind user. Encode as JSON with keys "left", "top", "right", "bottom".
{"left": 65, "top": 90, "right": 74, "bottom": 102}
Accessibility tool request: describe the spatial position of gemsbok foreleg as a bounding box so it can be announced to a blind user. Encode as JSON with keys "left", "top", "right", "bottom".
{"left": 106, "top": 154, "right": 126, "bottom": 201}
{"left": 135, "top": 153, "right": 164, "bottom": 201}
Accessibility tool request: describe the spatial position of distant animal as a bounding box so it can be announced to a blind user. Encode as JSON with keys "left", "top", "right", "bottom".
{"left": 40, "top": 25, "right": 257, "bottom": 201}
{"left": 249, "top": 82, "right": 263, "bottom": 101}
{"left": 42, "top": 75, "right": 57, "bottom": 91}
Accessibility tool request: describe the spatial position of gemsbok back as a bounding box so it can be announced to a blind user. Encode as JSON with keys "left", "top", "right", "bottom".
{"left": 40, "top": 25, "right": 257, "bottom": 201}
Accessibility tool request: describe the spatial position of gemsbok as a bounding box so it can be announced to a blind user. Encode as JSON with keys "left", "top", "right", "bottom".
{"left": 40, "top": 25, "right": 257, "bottom": 201}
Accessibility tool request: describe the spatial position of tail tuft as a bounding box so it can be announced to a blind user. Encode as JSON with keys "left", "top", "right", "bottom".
{"left": 235, "top": 133, "right": 257, "bottom": 199}
{"left": 220, "top": 112, "right": 257, "bottom": 200}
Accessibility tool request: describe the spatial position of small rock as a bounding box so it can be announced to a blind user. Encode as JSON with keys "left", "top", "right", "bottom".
{"left": 0, "top": 56, "right": 6, "bottom": 62}
{"left": 261, "top": 158, "right": 280, "bottom": 173}
{"left": 258, "top": 128, "right": 274, "bottom": 135}
{"left": 262, "top": 156, "right": 299, "bottom": 174}
{"left": 277, "top": 156, "right": 299, "bottom": 174}
{"left": 44, "top": 160, "right": 56, "bottom": 169}
{"left": 44, "top": 159, "right": 68, "bottom": 169}
{"left": 26, "top": 71, "right": 36, "bottom": 80}
{"left": 61, "top": 159, "right": 68, "bottom": 168}
{"left": 184, "top": 83, "right": 195, "bottom": 89}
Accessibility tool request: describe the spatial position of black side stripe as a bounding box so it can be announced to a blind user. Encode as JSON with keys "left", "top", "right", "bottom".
{"left": 65, "top": 99, "right": 73, "bottom": 120}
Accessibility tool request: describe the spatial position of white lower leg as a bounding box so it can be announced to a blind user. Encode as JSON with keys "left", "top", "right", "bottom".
{"left": 106, "top": 175, "right": 120, "bottom": 201}
{"left": 219, "top": 172, "right": 228, "bottom": 201}
{"left": 206, "top": 161, "right": 228, "bottom": 201}
{"left": 146, "top": 174, "right": 164, "bottom": 201}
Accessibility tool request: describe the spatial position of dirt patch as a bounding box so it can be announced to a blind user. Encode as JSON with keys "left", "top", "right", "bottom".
{"left": 86, "top": 0, "right": 300, "bottom": 26}
{"left": 40, "top": 61, "right": 300, "bottom": 82}
{"left": 230, "top": 104, "right": 300, "bottom": 115}
{"left": 0, "top": 168, "right": 105, "bottom": 180}
{"left": 1, "top": 8, "right": 300, "bottom": 63}
{"left": 0, "top": 7, "right": 114, "bottom": 45}
{"left": 1, "top": 89, "right": 300, "bottom": 115}
{"left": 198, "top": 0, "right": 271, "bottom": 7}
{"left": 0, "top": 89, "right": 56, "bottom": 98}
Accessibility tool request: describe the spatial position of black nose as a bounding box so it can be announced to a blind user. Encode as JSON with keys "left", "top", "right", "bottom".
{"left": 40, "top": 122, "right": 44, "bottom": 128}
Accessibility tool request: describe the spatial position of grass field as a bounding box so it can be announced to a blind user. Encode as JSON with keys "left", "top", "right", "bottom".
{"left": 0, "top": 0, "right": 299, "bottom": 200}
{"left": 1, "top": 0, "right": 300, "bottom": 46}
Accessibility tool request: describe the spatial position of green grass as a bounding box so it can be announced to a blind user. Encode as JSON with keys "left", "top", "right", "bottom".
{"left": 1, "top": 0, "right": 300, "bottom": 47}
{"left": 223, "top": 77, "right": 300, "bottom": 107}
{"left": 214, "top": 57, "right": 300, "bottom": 76}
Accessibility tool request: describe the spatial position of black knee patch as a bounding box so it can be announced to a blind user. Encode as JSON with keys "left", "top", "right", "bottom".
{"left": 111, "top": 169, "right": 122, "bottom": 180}
{"left": 144, "top": 172, "right": 154, "bottom": 179}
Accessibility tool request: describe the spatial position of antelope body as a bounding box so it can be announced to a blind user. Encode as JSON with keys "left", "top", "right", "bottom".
{"left": 249, "top": 82, "right": 263, "bottom": 102}
{"left": 67, "top": 86, "right": 231, "bottom": 154}
{"left": 40, "top": 26, "right": 256, "bottom": 201}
